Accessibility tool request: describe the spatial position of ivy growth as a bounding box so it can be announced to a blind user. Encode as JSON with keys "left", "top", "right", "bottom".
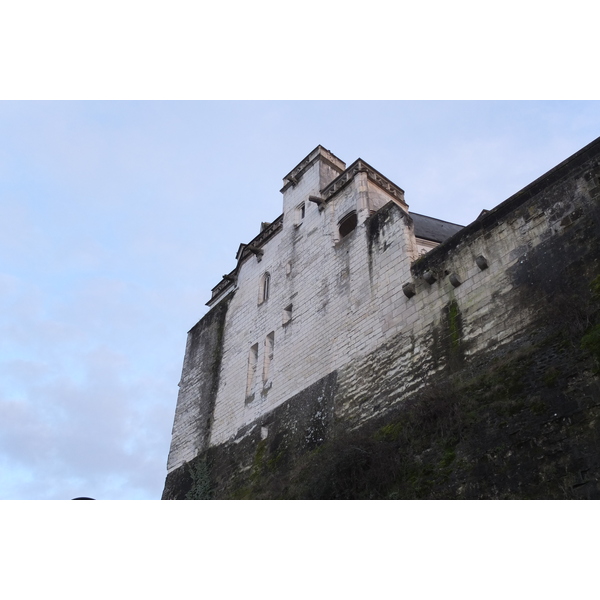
{"left": 186, "top": 458, "right": 212, "bottom": 500}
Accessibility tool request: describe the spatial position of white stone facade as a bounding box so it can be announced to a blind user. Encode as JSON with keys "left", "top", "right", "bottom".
{"left": 166, "top": 146, "right": 459, "bottom": 472}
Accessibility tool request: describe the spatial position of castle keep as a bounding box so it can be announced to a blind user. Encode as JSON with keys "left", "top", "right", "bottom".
{"left": 163, "top": 138, "right": 600, "bottom": 500}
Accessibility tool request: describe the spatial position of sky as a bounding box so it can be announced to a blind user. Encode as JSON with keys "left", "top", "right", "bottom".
{"left": 1, "top": 100, "right": 599, "bottom": 500}
{"left": 2, "top": 5, "right": 599, "bottom": 599}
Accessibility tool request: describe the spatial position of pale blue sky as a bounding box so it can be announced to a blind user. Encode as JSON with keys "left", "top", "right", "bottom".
{"left": 2, "top": 6, "right": 597, "bottom": 600}
{"left": 1, "top": 101, "right": 599, "bottom": 499}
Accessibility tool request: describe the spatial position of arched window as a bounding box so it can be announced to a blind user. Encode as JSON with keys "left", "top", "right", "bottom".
{"left": 259, "top": 272, "right": 270, "bottom": 303}
{"left": 338, "top": 211, "right": 358, "bottom": 239}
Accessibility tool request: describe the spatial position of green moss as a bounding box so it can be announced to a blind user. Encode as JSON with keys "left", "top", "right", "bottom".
{"left": 442, "top": 300, "right": 464, "bottom": 371}
{"left": 530, "top": 399, "right": 547, "bottom": 415}
{"left": 376, "top": 421, "right": 404, "bottom": 442}
{"left": 405, "top": 463, "right": 435, "bottom": 497}
{"left": 590, "top": 274, "right": 600, "bottom": 301}
{"left": 543, "top": 367, "right": 560, "bottom": 387}
{"left": 211, "top": 305, "right": 228, "bottom": 379}
{"left": 252, "top": 440, "right": 267, "bottom": 472}
{"left": 468, "top": 349, "right": 532, "bottom": 401}
{"left": 229, "top": 486, "right": 253, "bottom": 500}
{"left": 440, "top": 448, "right": 456, "bottom": 468}
{"left": 575, "top": 274, "right": 600, "bottom": 372}
{"left": 214, "top": 326, "right": 597, "bottom": 499}
{"left": 185, "top": 457, "right": 212, "bottom": 500}
{"left": 448, "top": 300, "right": 461, "bottom": 349}
{"left": 581, "top": 323, "right": 600, "bottom": 370}
{"left": 267, "top": 449, "right": 286, "bottom": 470}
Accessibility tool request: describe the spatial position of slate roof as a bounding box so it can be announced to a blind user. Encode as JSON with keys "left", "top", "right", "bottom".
{"left": 411, "top": 212, "right": 464, "bottom": 243}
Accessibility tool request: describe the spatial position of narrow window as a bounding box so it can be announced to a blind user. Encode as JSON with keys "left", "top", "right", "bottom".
{"left": 245, "top": 343, "right": 258, "bottom": 398}
{"left": 259, "top": 272, "right": 270, "bottom": 304}
{"left": 283, "top": 304, "right": 293, "bottom": 326}
{"left": 295, "top": 203, "right": 305, "bottom": 226}
{"left": 263, "top": 332, "right": 274, "bottom": 383}
{"left": 338, "top": 211, "right": 358, "bottom": 239}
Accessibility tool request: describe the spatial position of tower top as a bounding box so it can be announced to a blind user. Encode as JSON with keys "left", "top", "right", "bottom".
{"left": 280, "top": 145, "right": 346, "bottom": 193}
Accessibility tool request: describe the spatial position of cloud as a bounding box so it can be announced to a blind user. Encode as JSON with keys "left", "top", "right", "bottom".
{"left": 0, "top": 343, "right": 174, "bottom": 499}
{"left": 0, "top": 268, "right": 180, "bottom": 499}
{"left": 1, "top": 101, "right": 599, "bottom": 500}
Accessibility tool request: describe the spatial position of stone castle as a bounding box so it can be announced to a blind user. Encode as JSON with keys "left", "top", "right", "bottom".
{"left": 163, "top": 138, "right": 600, "bottom": 500}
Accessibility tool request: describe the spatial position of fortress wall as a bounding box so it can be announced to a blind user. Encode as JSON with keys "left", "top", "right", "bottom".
{"left": 208, "top": 176, "right": 417, "bottom": 446}
{"left": 335, "top": 139, "right": 600, "bottom": 428}
{"left": 165, "top": 297, "right": 230, "bottom": 472}
{"left": 163, "top": 137, "right": 600, "bottom": 498}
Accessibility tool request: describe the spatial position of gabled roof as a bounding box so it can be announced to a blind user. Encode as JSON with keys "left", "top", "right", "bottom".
{"left": 411, "top": 212, "right": 464, "bottom": 243}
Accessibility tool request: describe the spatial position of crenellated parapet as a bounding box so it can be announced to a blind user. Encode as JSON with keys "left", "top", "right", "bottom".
{"left": 280, "top": 145, "right": 345, "bottom": 193}
{"left": 321, "top": 159, "right": 407, "bottom": 209}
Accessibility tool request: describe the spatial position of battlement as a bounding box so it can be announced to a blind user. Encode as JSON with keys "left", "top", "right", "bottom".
{"left": 280, "top": 145, "right": 346, "bottom": 193}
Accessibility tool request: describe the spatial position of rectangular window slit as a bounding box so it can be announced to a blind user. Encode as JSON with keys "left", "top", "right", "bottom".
{"left": 245, "top": 343, "right": 258, "bottom": 399}
{"left": 263, "top": 332, "right": 274, "bottom": 383}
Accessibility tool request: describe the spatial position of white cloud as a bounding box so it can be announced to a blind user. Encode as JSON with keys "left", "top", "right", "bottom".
{"left": 0, "top": 101, "right": 598, "bottom": 499}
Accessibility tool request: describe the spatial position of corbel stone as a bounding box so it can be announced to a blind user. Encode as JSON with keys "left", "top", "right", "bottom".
{"left": 476, "top": 255, "right": 489, "bottom": 270}
{"left": 449, "top": 273, "right": 462, "bottom": 288}
{"left": 423, "top": 270, "right": 437, "bottom": 285}
{"left": 223, "top": 274, "right": 236, "bottom": 282}
{"left": 246, "top": 245, "right": 264, "bottom": 261}
{"left": 402, "top": 282, "right": 416, "bottom": 298}
{"left": 308, "top": 195, "right": 326, "bottom": 211}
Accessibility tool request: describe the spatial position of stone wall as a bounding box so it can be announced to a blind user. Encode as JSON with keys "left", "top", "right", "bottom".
{"left": 163, "top": 137, "right": 600, "bottom": 499}
{"left": 165, "top": 298, "right": 230, "bottom": 472}
{"left": 206, "top": 153, "right": 417, "bottom": 449}
{"left": 334, "top": 136, "right": 600, "bottom": 428}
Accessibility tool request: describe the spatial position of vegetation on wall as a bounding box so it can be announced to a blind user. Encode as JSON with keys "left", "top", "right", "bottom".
{"left": 162, "top": 188, "right": 600, "bottom": 501}
{"left": 165, "top": 273, "right": 600, "bottom": 501}
{"left": 185, "top": 457, "right": 213, "bottom": 500}
{"left": 215, "top": 272, "right": 600, "bottom": 500}
{"left": 220, "top": 335, "right": 599, "bottom": 499}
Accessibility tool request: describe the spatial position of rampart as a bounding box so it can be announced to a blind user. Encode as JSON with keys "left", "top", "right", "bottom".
{"left": 163, "top": 137, "right": 600, "bottom": 499}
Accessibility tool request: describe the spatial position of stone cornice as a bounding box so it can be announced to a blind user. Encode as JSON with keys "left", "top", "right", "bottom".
{"left": 235, "top": 213, "right": 284, "bottom": 261}
{"left": 207, "top": 269, "right": 237, "bottom": 307}
{"left": 280, "top": 145, "right": 346, "bottom": 193}
{"left": 321, "top": 159, "right": 405, "bottom": 204}
{"left": 207, "top": 214, "right": 284, "bottom": 306}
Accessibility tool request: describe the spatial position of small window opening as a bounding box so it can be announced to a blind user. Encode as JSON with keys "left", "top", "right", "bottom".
{"left": 259, "top": 272, "right": 270, "bottom": 303}
{"left": 338, "top": 211, "right": 358, "bottom": 239}
{"left": 295, "top": 203, "right": 306, "bottom": 226}
{"left": 263, "top": 332, "right": 274, "bottom": 383}
{"left": 283, "top": 304, "right": 293, "bottom": 325}
{"left": 246, "top": 343, "right": 258, "bottom": 398}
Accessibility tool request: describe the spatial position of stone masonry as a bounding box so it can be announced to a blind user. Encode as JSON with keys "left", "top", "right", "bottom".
{"left": 163, "top": 137, "right": 600, "bottom": 499}
{"left": 166, "top": 146, "right": 454, "bottom": 472}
